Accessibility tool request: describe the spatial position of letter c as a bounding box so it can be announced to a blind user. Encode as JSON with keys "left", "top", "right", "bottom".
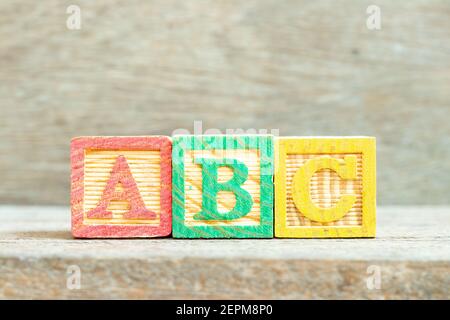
{"left": 292, "top": 155, "right": 357, "bottom": 223}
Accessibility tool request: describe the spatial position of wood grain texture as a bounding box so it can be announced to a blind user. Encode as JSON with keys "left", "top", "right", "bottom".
{"left": 0, "top": 0, "right": 450, "bottom": 206}
{"left": 71, "top": 136, "right": 172, "bottom": 238}
{"left": 172, "top": 135, "right": 273, "bottom": 238}
{"left": 0, "top": 205, "right": 449, "bottom": 299}
{"left": 275, "top": 137, "right": 376, "bottom": 238}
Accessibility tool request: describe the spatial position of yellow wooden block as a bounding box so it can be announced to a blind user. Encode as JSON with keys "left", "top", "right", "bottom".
{"left": 274, "top": 137, "right": 376, "bottom": 238}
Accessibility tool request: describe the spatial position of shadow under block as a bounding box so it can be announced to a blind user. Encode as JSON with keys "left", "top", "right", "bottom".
{"left": 71, "top": 136, "right": 172, "bottom": 238}
{"left": 172, "top": 135, "right": 274, "bottom": 238}
{"left": 274, "top": 137, "right": 376, "bottom": 238}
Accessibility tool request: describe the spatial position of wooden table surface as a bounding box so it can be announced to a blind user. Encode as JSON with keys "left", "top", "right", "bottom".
{"left": 0, "top": 206, "right": 449, "bottom": 299}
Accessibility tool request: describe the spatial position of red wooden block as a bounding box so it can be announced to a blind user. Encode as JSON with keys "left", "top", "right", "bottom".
{"left": 71, "top": 136, "right": 172, "bottom": 238}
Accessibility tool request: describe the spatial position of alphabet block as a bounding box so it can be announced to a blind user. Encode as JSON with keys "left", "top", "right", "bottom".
{"left": 274, "top": 137, "right": 376, "bottom": 238}
{"left": 172, "top": 135, "right": 274, "bottom": 238}
{"left": 71, "top": 136, "right": 172, "bottom": 238}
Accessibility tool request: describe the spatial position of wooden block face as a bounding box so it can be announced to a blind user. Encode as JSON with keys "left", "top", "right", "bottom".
{"left": 83, "top": 150, "right": 161, "bottom": 226}
{"left": 183, "top": 149, "right": 261, "bottom": 227}
{"left": 275, "top": 137, "right": 376, "bottom": 238}
{"left": 172, "top": 135, "right": 274, "bottom": 238}
{"left": 71, "top": 136, "right": 172, "bottom": 238}
{"left": 285, "top": 153, "right": 363, "bottom": 227}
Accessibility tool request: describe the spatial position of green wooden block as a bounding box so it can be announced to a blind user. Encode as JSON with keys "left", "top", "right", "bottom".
{"left": 172, "top": 135, "right": 274, "bottom": 238}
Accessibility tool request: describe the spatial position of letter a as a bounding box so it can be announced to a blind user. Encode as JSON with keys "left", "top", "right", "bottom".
{"left": 87, "top": 155, "right": 156, "bottom": 220}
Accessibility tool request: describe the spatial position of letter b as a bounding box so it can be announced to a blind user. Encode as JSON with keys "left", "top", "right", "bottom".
{"left": 193, "top": 158, "right": 253, "bottom": 221}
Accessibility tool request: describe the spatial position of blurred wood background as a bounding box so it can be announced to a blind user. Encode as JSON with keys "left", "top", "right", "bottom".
{"left": 0, "top": 0, "right": 449, "bottom": 205}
